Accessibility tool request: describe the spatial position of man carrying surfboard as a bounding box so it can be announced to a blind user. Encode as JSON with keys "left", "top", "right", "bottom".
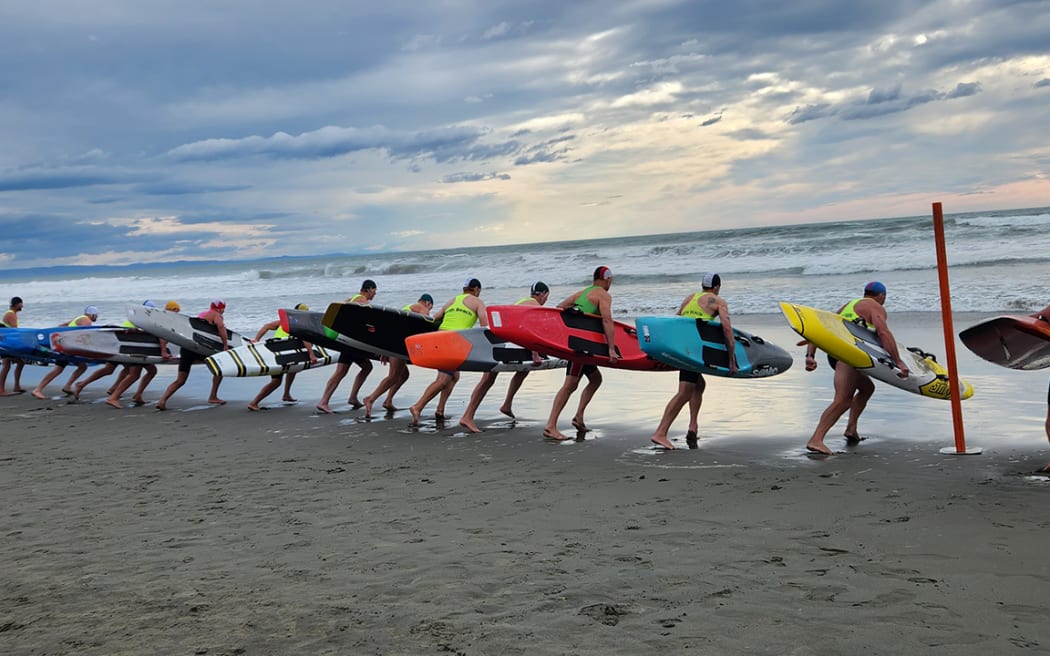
{"left": 316, "top": 280, "right": 378, "bottom": 414}
{"left": 543, "top": 266, "right": 618, "bottom": 441}
{"left": 31, "top": 306, "right": 99, "bottom": 400}
{"left": 458, "top": 281, "right": 550, "bottom": 433}
{"left": 362, "top": 293, "right": 434, "bottom": 418}
{"left": 247, "top": 303, "right": 318, "bottom": 411}
{"left": 0, "top": 296, "right": 26, "bottom": 396}
{"left": 649, "top": 273, "right": 737, "bottom": 450}
{"left": 803, "top": 282, "right": 910, "bottom": 455}
{"left": 409, "top": 278, "right": 487, "bottom": 426}
{"left": 156, "top": 299, "right": 229, "bottom": 411}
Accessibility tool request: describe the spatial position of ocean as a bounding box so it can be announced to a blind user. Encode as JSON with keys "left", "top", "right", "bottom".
{"left": 2, "top": 205, "right": 1049, "bottom": 329}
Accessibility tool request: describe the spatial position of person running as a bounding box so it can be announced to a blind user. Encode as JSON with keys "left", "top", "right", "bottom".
{"left": 458, "top": 282, "right": 550, "bottom": 433}
{"left": 362, "top": 293, "right": 434, "bottom": 418}
{"left": 247, "top": 303, "right": 318, "bottom": 411}
{"left": 543, "top": 266, "right": 618, "bottom": 440}
{"left": 74, "top": 301, "right": 165, "bottom": 402}
{"left": 0, "top": 296, "right": 26, "bottom": 396}
{"left": 106, "top": 300, "right": 178, "bottom": 408}
{"left": 409, "top": 278, "right": 487, "bottom": 425}
{"left": 803, "top": 281, "right": 910, "bottom": 455}
{"left": 316, "top": 280, "right": 377, "bottom": 414}
{"left": 156, "top": 299, "right": 229, "bottom": 410}
{"left": 31, "top": 306, "right": 98, "bottom": 399}
{"left": 649, "top": 273, "right": 738, "bottom": 450}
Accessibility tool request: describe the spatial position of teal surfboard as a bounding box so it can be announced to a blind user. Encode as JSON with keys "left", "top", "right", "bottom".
{"left": 635, "top": 316, "right": 792, "bottom": 378}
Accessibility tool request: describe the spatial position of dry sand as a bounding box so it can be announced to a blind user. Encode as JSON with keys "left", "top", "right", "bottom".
{"left": 4, "top": 312, "right": 1050, "bottom": 654}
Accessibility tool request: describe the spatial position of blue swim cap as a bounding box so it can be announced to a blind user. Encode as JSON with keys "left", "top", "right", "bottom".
{"left": 864, "top": 281, "right": 887, "bottom": 295}
{"left": 420, "top": 293, "right": 434, "bottom": 304}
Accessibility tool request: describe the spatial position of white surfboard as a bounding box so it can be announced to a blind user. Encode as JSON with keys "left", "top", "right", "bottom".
{"left": 204, "top": 337, "right": 334, "bottom": 377}
{"left": 126, "top": 304, "right": 245, "bottom": 355}
{"left": 50, "top": 326, "right": 180, "bottom": 364}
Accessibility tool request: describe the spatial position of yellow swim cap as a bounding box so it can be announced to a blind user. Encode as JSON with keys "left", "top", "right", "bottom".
{"left": 165, "top": 300, "right": 181, "bottom": 312}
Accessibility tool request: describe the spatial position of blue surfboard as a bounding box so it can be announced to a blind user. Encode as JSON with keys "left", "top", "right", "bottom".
{"left": 634, "top": 316, "right": 792, "bottom": 378}
{"left": 0, "top": 326, "right": 105, "bottom": 365}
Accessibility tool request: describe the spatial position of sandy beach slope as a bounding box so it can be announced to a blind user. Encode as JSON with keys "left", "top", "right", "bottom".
{"left": 3, "top": 312, "right": 1050, "bottom": 654}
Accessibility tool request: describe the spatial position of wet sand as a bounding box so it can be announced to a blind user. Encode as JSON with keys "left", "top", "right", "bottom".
{"left": 4, "top": 312, "right": 1050, "bottom": 654}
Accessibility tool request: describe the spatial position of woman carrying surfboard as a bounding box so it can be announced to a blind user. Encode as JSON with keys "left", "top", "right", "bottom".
{"left": 803, "top": 282, "right": 910, "bottom": 455}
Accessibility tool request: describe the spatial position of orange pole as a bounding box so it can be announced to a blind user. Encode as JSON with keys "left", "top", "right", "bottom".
{"left": 931, "top": 202, "right": 967, "bottom": 452}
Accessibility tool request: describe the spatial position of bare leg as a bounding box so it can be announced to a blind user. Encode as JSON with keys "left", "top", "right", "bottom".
{"left": 435, "top": 372, "right": 459, "bottom": 418}
{"left": 106, "top": 365, "right": 143, "bottom": 409}
{"left": 12, "top": 360, "right": 24, "bottom": 392}
{"left": 364, "top": 358, "right": 406, "bottom": 416}
{"left": 317, "top": 362, "right": 350, "bottom": 413}
{"left": 806, "top": 362, "right": 861, "bottom": 454}
{"left": 409, "top": 372, "right": 454, "bottom": 425}
{"left": 73, "top": 363, "right": 117, "bottom": 399}
{"left": 62, "top": 364, "right": 88, "bottom": 394}
{"left": 131, "top": 365, "right": 158, "bottom": 405}
{"left": 649, "top": 380, "right": 696, "bottom": 449}
{"left": 281, "top": 372, "right": 297, "bottom": 402}
{"left": 32, "top": 364, "right": 67, "bottom": 399}
{"left": 249, "top": 376, "right": 282, "bottom": 410}
{"left": 571, "top": 368, "right": 603, "bottom": 431}
{"left": 207, "top": 374, "right": 224, "bottom": 404}
{"left": 499, "top": 371, "right": 529, "bottom": 418}
{"left": 347, "top": 359, "right": 374, "bottom": 407}
{"left": 544, "top": 374, "right": 581, "bottom": 440}
{"left": 156, "top": 370, "right": 190, "bottom": 410}
{"left": 459, "top": 372, "right": 498, "bottom": 433}
{"left": 383, "top": 362, "right": 410, "bottom": 410}
{"left": 843, "top": 374, "right": 875, "bottom": 442}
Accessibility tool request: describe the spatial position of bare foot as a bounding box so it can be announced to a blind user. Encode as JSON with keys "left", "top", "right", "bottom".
{"left": 31, "top": 390, "right": 47, "bottom": 400}
{"left": 409, "top": 405, "right": 421, "bottom": 426}
{"left": 543, "top": 427, "right": 571, "bottom": 441}
{"left": 348, "top": 399, "right": 364, "bottom": 409}
{"left": 208, "top": 398, "right": 226, "bottom": 405}
{"left": 104, "top": 399, "right": 123, "bottom": 409}
{"left": 247, "top": 403, "right": 261, "bottom": 411}
{"left": 498, "top": 404, "right": 515, "bottom": 418}
{"left": 363, "top": 398, "right": 374, "bottom": 418}
{"left": 282, "top": 395, "right": 297, "bottom": 402}
{"left": 315, "top": 404, "right": 334, "bottom": 414}
{"left": 131, "top": 397, "right": 145, "bottom": 406}
{"left": 805, "top": 441, "right": 833, "bottom": 455}
{"left": 155, "top": 401, "right": 167, "bottom": 411}
{"left": 571, "top": 417, "right": 589, "bottom": 432}
{"left": 73, "top": 382, "right": 85, "bottom": 400}
{"left": 650, "top": 435, "right": 675, "bottom": 450}
{"left": 459, "top": 418, "right": 482, "bottom": 433}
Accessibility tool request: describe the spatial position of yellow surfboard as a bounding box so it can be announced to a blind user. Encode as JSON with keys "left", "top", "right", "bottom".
{"left": 779, "top": 302, "right": 974, "bottom": 401}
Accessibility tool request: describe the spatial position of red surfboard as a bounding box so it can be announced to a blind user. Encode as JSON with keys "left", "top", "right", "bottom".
{"left": 960, "top": 315, "right": 1050, "bottom": 370}
{"left": 485, "top": 305, "right": 670, "bottom": 371}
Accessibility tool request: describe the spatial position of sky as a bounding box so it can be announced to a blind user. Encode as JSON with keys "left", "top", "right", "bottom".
{"left": 1, "top": 0, "right": 1048, "bottom": 269}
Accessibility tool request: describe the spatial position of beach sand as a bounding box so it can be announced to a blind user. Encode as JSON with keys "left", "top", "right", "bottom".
{"left": 4, "top": 312, "right": 1050, "bottom": 654}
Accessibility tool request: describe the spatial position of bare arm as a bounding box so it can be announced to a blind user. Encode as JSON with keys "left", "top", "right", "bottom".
{"left": 253, "top": 319, "right": 280, "bottom": 342}
{"left": 470, "top": 297, "right": 488, "bottom": 328}
{"left": 596, "top": 291, "right": 618, "bottom": 362}
{"left": 556, "top": 291, "right": 582, "bottom": 310}
{"left": 715, "top": 298, "right": 738, "bottom": 373}
{"left": 1032, "top": 304, "right": 1050, "bottom": 321}
{"left": 868, "top": 307, "right": 909, "bottom": 376}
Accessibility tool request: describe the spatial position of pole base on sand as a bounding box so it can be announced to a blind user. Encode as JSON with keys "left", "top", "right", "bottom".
{"left": 939, "top": 446, "right": 983, "bottom": 455}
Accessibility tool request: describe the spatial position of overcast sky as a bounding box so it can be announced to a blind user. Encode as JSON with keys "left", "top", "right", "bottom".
{"left": 1, "top": 0, "right": 1048, "bottom": 269}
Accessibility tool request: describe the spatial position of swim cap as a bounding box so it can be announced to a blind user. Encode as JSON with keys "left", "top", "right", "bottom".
{"left": 594, "top": 266, "right": 612, "bottom": 281}
{"left": 864, "top": 281, "right": 887, "bottom": 295}
{"left": 361, "top": 279, "right": 377, "bottom": 291}
{"left": 10, "top": 297, "right": 22, "bottom": 307}
{"left": 210, "top": 299, "right": 226, "bottom": 310}
{"left": 419, "top": 293, "right": 434, "bottom": 305}
{"left": 464, "top": 277, "right": 482, "bottom": 290}
{"left": 531, "top": 281, "right": 550, "bottom": 295}
{"left": 165, "top": 301, "right": 181, "bottom": 312}
{"left": 702, "top": 272, "right": 721, "bottom": 289}
{"left": 143, "top": 300, "right": 157, "bottom": 308}
{"left": 84, "top": 305, "right": 99, "bottom": 317}
{"left": 294, "top": 303, "right": 310, "bottom": 311}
